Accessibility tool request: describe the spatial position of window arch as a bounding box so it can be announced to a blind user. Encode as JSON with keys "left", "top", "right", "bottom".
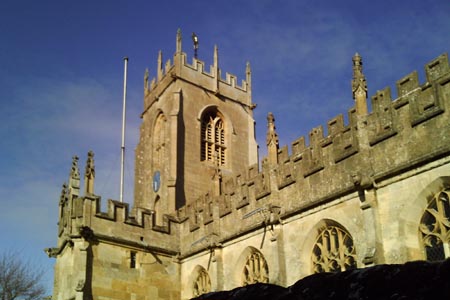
{"left": 311, "top": 225, "right": 356, "bottom": 273}
{"left": 201, "top": 109, "right": 225, "bottom": 166}
{"left": 192, "top": 266, "right": 211, "bottom": 297}
{"left": 419, "top": 189, "right": 450, "bottom": 261}
{"left": 153, "top": 113, "right": 166, "bottom": 168}
{"left": 241, "top": 248, "right": 269, "bottom": 285}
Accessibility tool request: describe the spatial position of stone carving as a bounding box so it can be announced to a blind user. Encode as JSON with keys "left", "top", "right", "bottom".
{"left": 352, "top": 53, "right": 368, "bottom": 116}
{"left": 84, "top": 150, "right": 95, "bottom": 195}
{"left": 266, "top": 112, "right": 279, "bottom": 165}
{"left": 71, "top": 156, "right": 80, "bottom": 180}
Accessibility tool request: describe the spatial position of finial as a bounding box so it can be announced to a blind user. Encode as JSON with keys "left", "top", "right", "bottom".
{"left": 213, "top": 45, "right": 220, "bottom": 92}
{"left": 84, "top": 151, "right": 95, "bottom": 195}
{"left": 144, "top": 68, "right": 149, "bottom": 91}
{"left": 176, "top": 28, "right": 182, "bottom": 53}
{"left": 157, "top": 50, "right": 163, "bottom": 81}
{"left": 246, "top": 61, "right": 252, "bottom": 87}
{"left": 85, "top": 151, "right": 95, "bottom": 178}
{"left": 266, "top": 112, "right": 279, "bottom": 165}
{"left": 352, "top": 53, "right": 368, "bottom": 116}
{"left": 71, "top": 156, "right": 80, "bottom": 180}
{"left": 213, "top": 45, "right": 219, "bottom": 68}
{"left": 60, "top": 182, "right": 68, "bottom": 204}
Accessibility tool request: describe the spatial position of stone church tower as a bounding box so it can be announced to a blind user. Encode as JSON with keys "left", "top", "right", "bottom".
{"left": 134, "top": 30, "right": 258, "bottom": 220}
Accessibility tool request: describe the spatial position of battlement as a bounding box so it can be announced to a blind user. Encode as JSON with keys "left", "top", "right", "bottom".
{"left": 52, "top": 52, "right": 449, "bottom": 259}
{"left": 54, "top": 153, "right": 181, "bottom": 256}
{"left": 142, "top": 30, "right": 252, "bottom": 115}
{"left": 175, "top": 53, "right": 450, "bottom": 255}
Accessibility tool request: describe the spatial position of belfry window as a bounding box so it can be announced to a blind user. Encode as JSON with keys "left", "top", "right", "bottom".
{"left": 201, "top": 110, "right": 225, "bottom": 166}
{"left": 419, "top": 189, "right": 450, "bottom": 261}
{"left": 311, "top": 225, "right": 356, "bottom": 273}
{"left": 242, "top": 250, "right": 269, "bottom": 285}
{"left": 192, "top": 267, "right": 211, "bottom": 297}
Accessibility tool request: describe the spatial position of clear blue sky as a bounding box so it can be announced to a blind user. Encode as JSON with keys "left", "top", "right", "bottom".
{"left": 0, "top": 0, "right": 448, "bottom": 295}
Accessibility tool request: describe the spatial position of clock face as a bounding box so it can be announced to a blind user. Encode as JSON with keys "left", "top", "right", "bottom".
{"left": 153, "top": 171, "right": 161, "bottom": 192}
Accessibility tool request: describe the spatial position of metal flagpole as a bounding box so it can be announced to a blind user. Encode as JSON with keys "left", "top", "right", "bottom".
{"left": 120, "top": 57, "right": 128, "bottom": 203}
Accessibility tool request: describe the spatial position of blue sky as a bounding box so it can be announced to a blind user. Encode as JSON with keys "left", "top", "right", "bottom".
{"left": 0, "top": 0, "right": 449, "bottom": 294}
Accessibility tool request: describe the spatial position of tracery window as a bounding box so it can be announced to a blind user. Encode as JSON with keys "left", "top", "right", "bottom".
{"left": 242, "top": 250, "right": 269, "bottom": 285}
{"left": 311, "top": 225, "right": 356, "bottom": 273}
{"left": 192, "top": 267, "right": 211, "bottom": 297}
{"left": 201, "top": 110, "right": 225, "bottom": 166}
{"left": 419, "top": 189, "right": 450, "bottom": 261}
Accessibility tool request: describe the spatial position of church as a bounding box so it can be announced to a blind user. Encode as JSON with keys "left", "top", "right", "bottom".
{"left": 46, "top": 30, "right": 450, "bottom": 300}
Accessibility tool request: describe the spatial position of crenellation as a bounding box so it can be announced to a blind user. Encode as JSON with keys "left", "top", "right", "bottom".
{"left": 202, "top": 194, "right": 215, "bottom": 225}
{"left": 194, "top": 58, "right": 206, "bottom": 75}
{"left": 303, "top": 126, "right": 325, "bottom": 177}
{"left": 223, "top": 73, "right": 237, "bottom": 88}
{"left": 332, "top": 110, "right": 359, "bottom": 163}
{"left": 277, "top": 145, "right": 296, "bottom": 189}
{"left": 218, "top": 194, "right": 232, "bottom": 217}
{"left": 188, "top": 203, "right": 200, "bottom": 232}
{"left": 133, "top": 207, "right": 155, "bottom": 228}
{"left": 368, "top": 87, "right": 397, "bottom": 146}
{"left": 146, "top": 33, "right": 250, "bottom": 106}
{"left": 396, "top": 71, "right": 420, "bottom": 99}
{"left": 252, "top": 160, "right": 271, "bottom": 200}
{"left": 425, "top": 53, "right": 449, "bottom": 83}
{"left": 235, "top": 175, "right": 250, "bottom": 209}
{"left": 409, "top": 79, "right": 445, "bottom": 127}
{"left": 291, "top": 136, "right": 306, "bottom": 162}
{"left": 327, "top": 114, "right": 345, "bottom": 136}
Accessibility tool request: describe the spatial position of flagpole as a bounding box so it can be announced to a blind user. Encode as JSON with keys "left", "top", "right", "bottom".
{"left": 120, "top": 57, "right": 128, "bottom": 203}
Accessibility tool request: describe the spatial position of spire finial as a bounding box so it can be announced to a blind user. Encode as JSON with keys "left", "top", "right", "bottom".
{"left": 213, "top": 44, "right": 219, "bottom": 68}
{"left": 68, "top": 155, "right": 80, "bottom": 196}
{"left": 144, "top": 68, "right": 149, "bottom": 91}
{"left": 84, "top": 150, "right": 95, "bottom": 195}
{"left": 266, "top": 112, "right": 279, "bottom": 165}
{"left": 176, "top": 28, "right": 182, "bottom": 53}
{"left": 157, "top": 50, "right": 163, "bottom": 81}
{"left": 60, "top": 182, "right": 68, "bottom": 205}
{"left": 246, "top": 61, "right": 252, "bottom": 88}
{"left": 70, "top": 156, "right": 80, "bottom": 180}
{"left": 352, "top": 53, "right": 368, "bottom": 116}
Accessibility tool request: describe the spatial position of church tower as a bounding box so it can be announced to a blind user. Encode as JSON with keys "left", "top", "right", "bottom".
{"left": 134, "top": 30, "right": 258, "bottom": 221}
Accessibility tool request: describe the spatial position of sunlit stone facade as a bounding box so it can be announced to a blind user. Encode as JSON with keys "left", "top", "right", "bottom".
{"left": 46, "top": 31, "right": 450, "bottom": 300}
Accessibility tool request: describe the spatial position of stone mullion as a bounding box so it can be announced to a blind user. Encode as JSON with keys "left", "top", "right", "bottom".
{"left": 337, "top": 229, "right": 346, "bottom": 271}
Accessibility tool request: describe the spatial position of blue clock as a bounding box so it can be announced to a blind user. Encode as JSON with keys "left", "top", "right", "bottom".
{"left": 153, "top": 171, "right": 161, "bottom": 192}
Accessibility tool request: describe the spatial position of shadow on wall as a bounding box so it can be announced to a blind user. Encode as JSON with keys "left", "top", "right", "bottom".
{"left": 192, "top": 259, "right": 450, "bottom": 300}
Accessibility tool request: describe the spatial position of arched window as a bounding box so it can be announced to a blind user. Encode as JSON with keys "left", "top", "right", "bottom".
{"left": 311, "top": 225, "right": 356, "bottom": 273}
{"left": 153, "top": 113, "right": 166, "bottom": 168}
{"left": 419, "top": 189, "right": 450, "bottom": 261}
{"left": 242, "top": 249, "right": 269, "bottom": 285}
{"left": 192, "top": 266, "right": 211, "bottom": 297}
{"left": 201, "top": 110, "right": 225, "bottom": 166}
